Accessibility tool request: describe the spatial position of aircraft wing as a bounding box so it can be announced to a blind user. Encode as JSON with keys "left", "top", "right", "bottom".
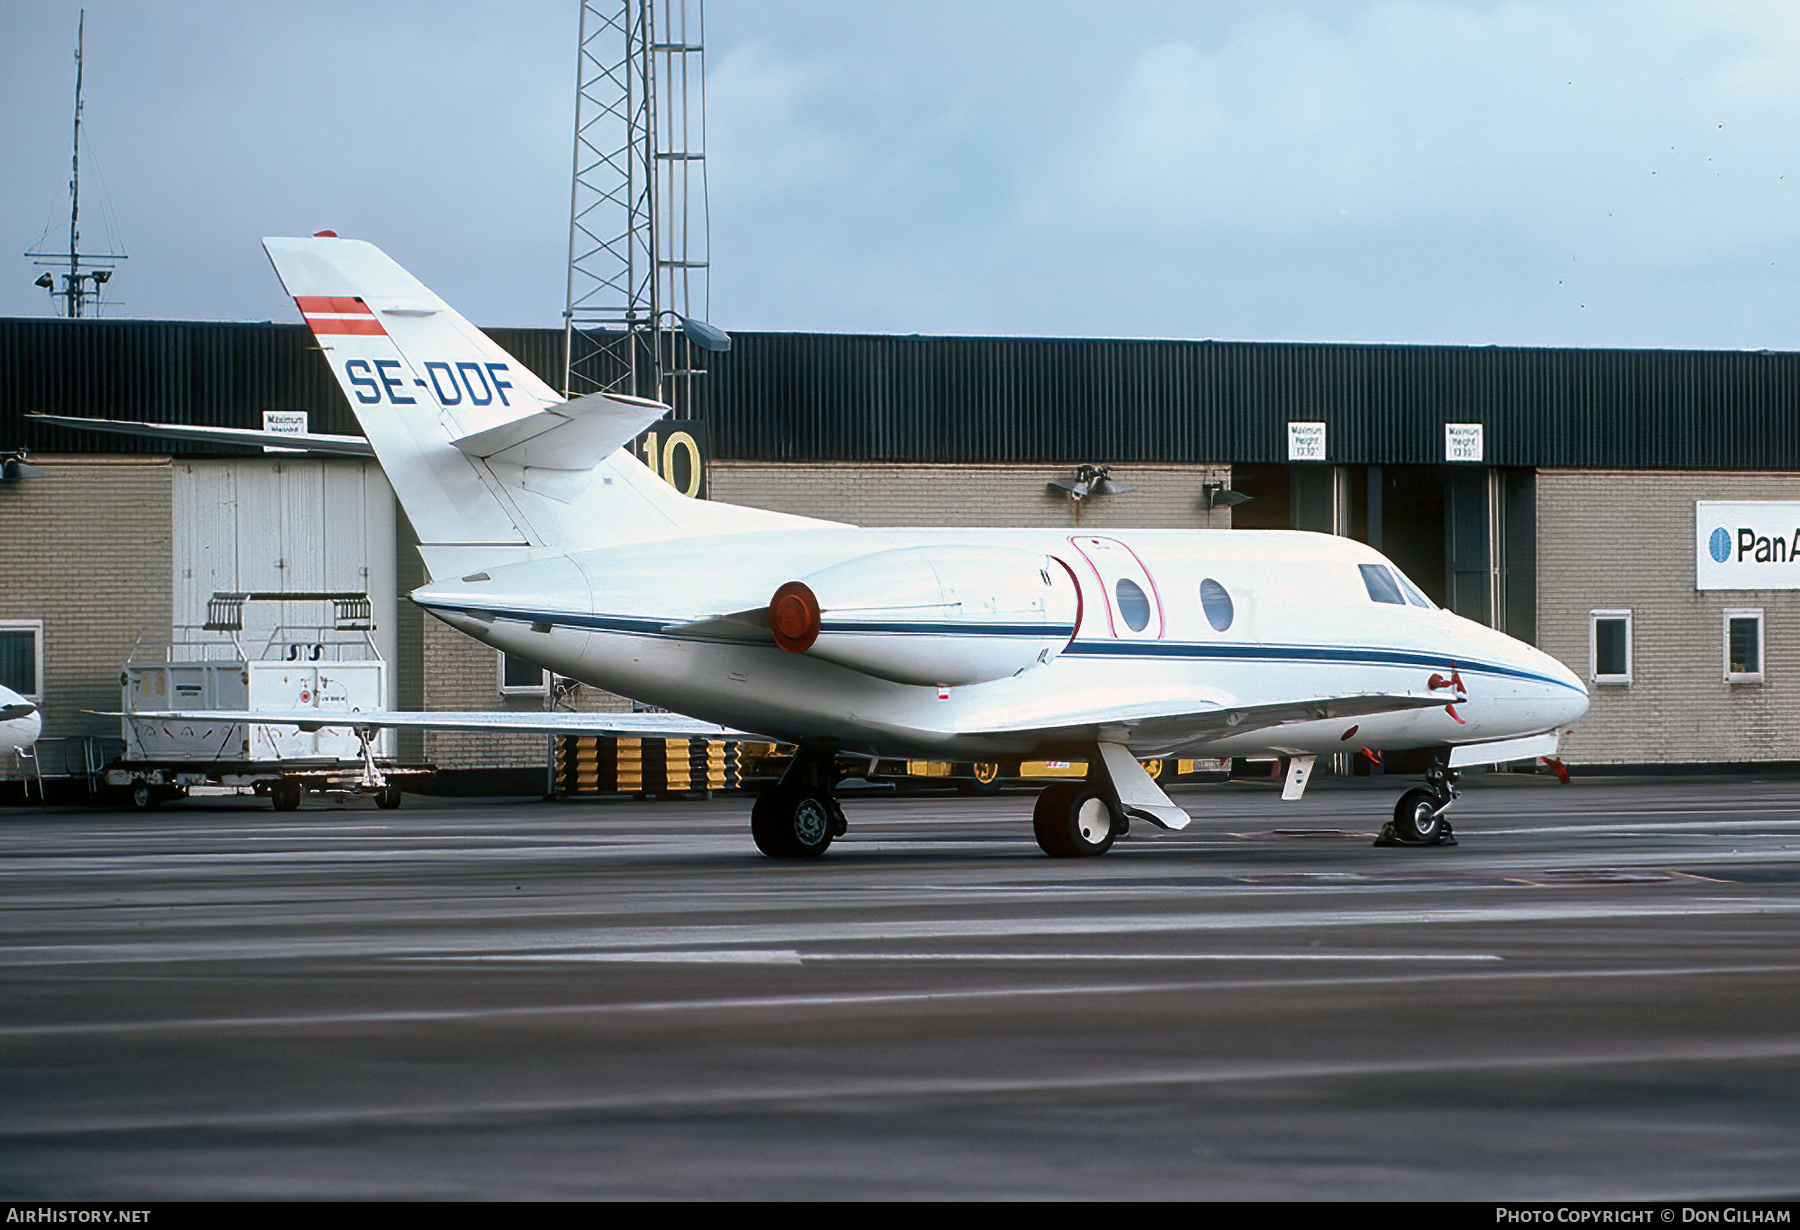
{"left": 940, "top": 690, "right": 1453, "bottom": 750}
{"left": 31, "top": 414, "right": 376, "bottom": 456}
{"left": 106, "top": 709, "right": 761, "bottom": 739}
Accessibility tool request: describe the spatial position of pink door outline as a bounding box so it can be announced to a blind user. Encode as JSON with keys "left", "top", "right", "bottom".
{"left": 1068, "top": 536, "right": 1165, "bottom": 639}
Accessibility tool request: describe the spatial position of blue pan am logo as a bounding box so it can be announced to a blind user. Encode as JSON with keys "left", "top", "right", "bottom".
{"left": 1709, "top": 526, "right": 1732, "bottom": 563}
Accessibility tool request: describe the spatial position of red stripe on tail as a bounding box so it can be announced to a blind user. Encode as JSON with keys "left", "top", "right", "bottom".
{"left": 295, "top": 296, "right": 386, "bottom": 336}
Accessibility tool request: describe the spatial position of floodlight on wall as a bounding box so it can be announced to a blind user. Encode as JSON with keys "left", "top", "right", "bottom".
{"left": 1203, "top": 480, "right": 1251, "bottom": 510}
{"left": 1049, "top": 464, "right": 1131, "bottom": 502}
{"left": 0, "top": 451, "right": 46, "bottom": 482}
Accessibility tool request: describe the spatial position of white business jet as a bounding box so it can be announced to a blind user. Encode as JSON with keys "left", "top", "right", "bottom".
{"left": 45, "top": 235, "right": 1587, "bottom": 855}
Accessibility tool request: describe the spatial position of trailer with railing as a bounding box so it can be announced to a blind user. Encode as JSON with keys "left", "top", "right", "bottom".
{"left": 106, "top": 592, "right": 433, "bottom": 809}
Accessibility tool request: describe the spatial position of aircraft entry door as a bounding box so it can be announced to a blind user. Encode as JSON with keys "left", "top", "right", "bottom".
{"left": 1068, "top": 536, "right": 1165, "bottom": 640}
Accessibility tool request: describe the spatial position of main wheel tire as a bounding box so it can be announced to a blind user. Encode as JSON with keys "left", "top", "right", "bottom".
{"left": 1032, "top": 783, "right": 1118, "bottom": 858}
{"left": 130, "top": 782, "right": 157, "bottom": 810}
{"left": 271, "top": 779, "right": 302, "bottom": 812}
{"left": 374, "top": 786, "right": 403, "bottom": 810}
{"left": 1393, "top": 787, "right": 1443, "bottom": 843}
{"left": 751, "top": 788, "right": 836, "bottom": 859}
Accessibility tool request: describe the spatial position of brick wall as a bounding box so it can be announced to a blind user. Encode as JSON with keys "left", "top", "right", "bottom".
{"left": 1538, "top": 470, "right": 1800, "bottom": 764}
{"left": 0, "top": 456, "right": 171, "bottom": 742}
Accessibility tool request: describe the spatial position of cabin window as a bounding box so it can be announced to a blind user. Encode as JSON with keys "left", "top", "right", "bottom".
{"left": 1590, "top": 611, "right": 1631, "bottom": 685}
{"left": 0, "top": 623, "right": 42, "bottom": 699}
{"left": 1199, "top": 578, "right": 1234, "bottom": 632}
{"left": 499, "top": 651, "right": 548, "bottom": 695}
{"left": 1115, "top": 578, "right": 1151, "bottom": 632}
{"left": 1725, "top": 610, "right": 1763, "bottom": 684}
{"left": 1359, "top": 564, "right": 1406, "bottom": 605}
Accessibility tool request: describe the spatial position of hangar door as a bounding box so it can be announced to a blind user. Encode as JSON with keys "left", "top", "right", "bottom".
{"left": 1230, "top": 464, "right": 1535, "bottom": 642}
{"left": 172, "top": 459, "right": 399, "bottom": 708}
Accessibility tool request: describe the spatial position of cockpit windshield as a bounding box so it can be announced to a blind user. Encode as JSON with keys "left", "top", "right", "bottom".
{"left": 1394, "top": 569, "right": 1434, "bottom": 609}
{"left": 1359, "top": 564, "right": 1405, "bottom": 605}
{"left": 1360, "top": 563, "right": 1436, "bottom": 609}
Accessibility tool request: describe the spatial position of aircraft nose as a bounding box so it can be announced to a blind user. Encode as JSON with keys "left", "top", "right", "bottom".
{"left": 1535, "top": 647, "right": 1589, "bottom": 726}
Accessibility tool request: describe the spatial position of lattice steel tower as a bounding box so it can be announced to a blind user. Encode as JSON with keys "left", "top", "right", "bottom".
{"left": 564, "top": 0, "right": 723, "bottom": 415}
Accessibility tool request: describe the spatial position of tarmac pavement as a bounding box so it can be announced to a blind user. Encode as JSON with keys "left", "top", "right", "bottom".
{"left": 2, "top": 773, "right": 1797, "bottom": 1199}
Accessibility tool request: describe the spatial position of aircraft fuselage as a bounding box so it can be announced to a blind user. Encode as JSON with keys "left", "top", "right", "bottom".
{"left": 415, "top": 525, "right": 1587, "bottom": 762}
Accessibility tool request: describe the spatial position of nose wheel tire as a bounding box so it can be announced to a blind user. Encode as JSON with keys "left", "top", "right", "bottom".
{"left": 1381, "top": 787, "right": 1456, "bottom": 845}
{"left": 1033, "top": 782, "right": 1119, "bottom": 857}
{"left": 752, "top": 787, "right": 840, "bottom": 859}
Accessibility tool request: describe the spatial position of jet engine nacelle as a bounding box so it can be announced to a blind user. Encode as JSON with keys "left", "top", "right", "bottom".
{"left": 768, "top": 545, "right": 1080, "bottom": 687}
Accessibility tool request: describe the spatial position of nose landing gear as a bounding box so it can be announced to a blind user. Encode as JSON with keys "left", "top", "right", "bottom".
{"left": 1377, "top": 762, "right": 1459, "bottom": 846}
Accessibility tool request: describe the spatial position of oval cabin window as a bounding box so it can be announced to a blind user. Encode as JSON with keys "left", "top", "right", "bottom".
{"left": 1199, "top": 578, "right": 1234, "bottom": 632}
{"left": 1115, "top": 578, "right": 1151, "bottom": 632}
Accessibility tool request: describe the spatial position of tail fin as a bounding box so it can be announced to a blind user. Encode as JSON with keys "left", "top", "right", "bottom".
{"left": 264, "top": 235, "right": 826, "bottom": 579}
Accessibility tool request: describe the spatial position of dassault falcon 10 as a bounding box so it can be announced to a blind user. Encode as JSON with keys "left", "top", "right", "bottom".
{"left": 51, "top": 235, "right": 1588, "bottom": 857}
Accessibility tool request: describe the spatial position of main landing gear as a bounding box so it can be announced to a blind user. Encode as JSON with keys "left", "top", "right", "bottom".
{"left": 1032, "top": 780, "right": 1123, "bottom": 857}
{"left": 1377, "top": 762, "right": 1459, "bottom": 846}
{"left": 751, "top": 746, "right": 848, "bottom": 859}
{"left": 1030, "top": 744, "right": 1190, "bottom": 858}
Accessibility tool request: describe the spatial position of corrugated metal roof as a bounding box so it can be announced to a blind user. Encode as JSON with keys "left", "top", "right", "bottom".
{"left": 0, "top": 319, "right": 565, "bottom": 455}
{"left": 703, "top": 334, "right": 1800, "bottom": 468}
{"left": 5, "top": 317, "right": 1798, "bottom": 468}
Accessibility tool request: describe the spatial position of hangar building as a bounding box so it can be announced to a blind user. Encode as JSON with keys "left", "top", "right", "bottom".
{"left": 4, "top": 315, "right": 1798, "bottom": 785}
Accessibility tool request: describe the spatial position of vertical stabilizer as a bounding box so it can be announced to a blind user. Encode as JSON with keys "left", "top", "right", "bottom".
{"left": 264, "top": 235, "right": 843, "bottom": 577}
{"left": 264, "top": 235, "right": 561, "bottom": 576}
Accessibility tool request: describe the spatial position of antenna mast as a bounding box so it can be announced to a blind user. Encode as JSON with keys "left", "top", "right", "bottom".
{"left": 26, "top": 10, "right": 126, "bottom": 318}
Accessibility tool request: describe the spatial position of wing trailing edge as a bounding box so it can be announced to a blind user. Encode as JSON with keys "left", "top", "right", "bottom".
{"left": 30, "top": 414, "right": 375, "bottom": 456}
{"left": 104, "top": 709, "right": 761, "bottom": 740}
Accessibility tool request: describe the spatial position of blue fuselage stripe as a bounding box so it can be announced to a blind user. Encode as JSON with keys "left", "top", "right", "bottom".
{"left": 421, "top": 603, "right": 1581, "bottom": 694}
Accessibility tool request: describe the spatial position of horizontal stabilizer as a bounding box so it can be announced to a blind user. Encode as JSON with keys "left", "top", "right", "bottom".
{"left": 451, "top": 391, "right": 669, "bottom": 471}
{"left": 105, "top": 708, "right": 760, "bottom": 740}
{"left": 31, "top": 414, "right": 374, "bottom": 456}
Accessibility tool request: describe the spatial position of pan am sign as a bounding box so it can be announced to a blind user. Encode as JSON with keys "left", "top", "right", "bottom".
{"left": 1696, "top": 501, "right": 1800, "bottom": 589}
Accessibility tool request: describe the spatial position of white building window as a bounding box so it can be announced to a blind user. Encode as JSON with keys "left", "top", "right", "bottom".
{"left": 499, "top": 651, "right": 548, "bottom": 696}
{"left": 1724, "top": 609, "right": 1764, "bottom": 684}
{"left": 0, "top": 621, "right": 43, "bottom": 700}
{"left": 1589, "top": 610, "right": 1631, "bottom": 685}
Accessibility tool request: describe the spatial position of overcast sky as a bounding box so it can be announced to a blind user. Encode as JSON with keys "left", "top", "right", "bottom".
{"left": 5, "top": 1, "right": 1800, "bottom": 349}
